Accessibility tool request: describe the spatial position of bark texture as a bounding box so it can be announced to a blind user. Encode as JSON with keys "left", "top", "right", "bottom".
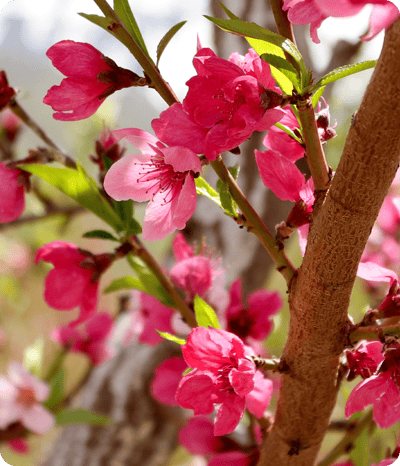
{"left": 259, "top": 19, "right": 400, "bottom": 466}
{"left": 40, "top": 335, "right": 184, "bottom": 466}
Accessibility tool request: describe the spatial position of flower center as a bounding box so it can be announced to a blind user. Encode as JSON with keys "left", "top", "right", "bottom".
{"left": 16, "top": 387, "right": 36, "bottom": 409}
{"left": 214, "top": 356, "right": 237, "bottom": 393}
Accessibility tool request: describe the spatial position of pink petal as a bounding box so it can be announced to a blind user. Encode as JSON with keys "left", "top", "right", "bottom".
{"left": 245, "top": 371, "right": 273, "bottom": 418}
{"left": 163, "top": 146, "right": 202, "bottom": 173}
{"left": 229, "top": 363, "right": 255, "bottom": 397}
{"left": 44, "top": 267, "right": 88, "bottom": 310}
{"left": 86, "top": 313, "right": 113, "bottom": 340}
{"left": 362, "top": 3, "right": 400, "bottom": 41}
{"left": 141, "top": 190, "right": 178, "bottom": 241}
{"left": 172, "top": 233, "right": 194, "bottom": 262}
{"left": 255, "top": 149, "right": 305, "bottom": 201}
{"left": 112, "top": 128, "right": 162, "bottom": 154}
{"left": 345, "top": 374, "right": 385, "bottom": 418}
{"left": 316, "top": 0, "right": 364, "bottom": 17}
{"left": 0, "top": 164, "right": 25, "bottom": 223}
{"left": 214, "top": 394, "right": 245, "bottom": 436}
{"left": 176, "top": 371, "right": 215, "bottom": 414}
{"left": 209, "top": 451, "right": 255, "bottom": 466}
{"left": 21, "top": 404, "right": 55, "bottom": 434}
{"left": 179, "top": 416, "right": 223, "bottom": 455}
{"left": 372, "top": 377, "right": 400, "bottom": 428}
{"left": 172, "top": 174, "right": 197, "bottom": 230}
{"left": 35, "top": 241, "right": 82, "bottom": 266}
{"left": 357, "top": 261, "right": 398, "bottom": 284}
{"left": 151, "top": 357, "right": 187, "bottom": 406}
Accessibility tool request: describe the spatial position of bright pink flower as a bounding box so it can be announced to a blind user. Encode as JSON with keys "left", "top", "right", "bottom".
{"left": 51, "top": 313, "right": 114, "bottom": 365}
{"left": 225, "top": 278, "right": 282, "bottom": 342}
{"left": 0, "top": 362, "right": 54, "bottom": 434}
{"left": 283, "top": 0, "right": 399, "bottom": 43}
{"left": 126, "top": 291, "right": 175, "bottom": 347}
{"left": 0, "top": 71, "right": 16, "bottom": 111}
{"left": 170, "top": 233, "right": 228, "bottom": 312}
{"left": 346, "top": 341, "right": 384, "bottom": 380}
{"left": 175, "top": 327, "right": 273, "bottom": 436}
{"left": 345, "top": 342, "right": 400, "bottom": 428}
{"left": 151, "top": 357, "right": 187, "bottom": 405}
{"left": 356, "top": 261, "right": 398, "bottom": 284}
{"left": 0, "top": 163, "right": 26, "bottom": 223}
{"left": 0, "top": 108, "right": 22, "bottom": 142}
{"left": 103, "top": 128, "right": 201, "bottom": 241}
{"left": 156, "top": 48, "right": 284, "bottom": 160}
{"left": 7, "top": 438, "right": 29, "bottom": 454}
{"left": 35, "top": 241, "right": 111, "bottom": 325}
{"left": 43, "top": 40, "right": 140, "bottom": 121}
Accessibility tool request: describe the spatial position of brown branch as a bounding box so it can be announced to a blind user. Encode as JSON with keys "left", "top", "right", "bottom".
{"left": 258, "top": 19, "right": 400, "bottom": 466}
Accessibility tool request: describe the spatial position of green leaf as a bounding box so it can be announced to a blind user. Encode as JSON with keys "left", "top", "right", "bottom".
{"left": 55, "top": 409, "right": 114, "bottom": 426}
{"left": 260, "top": 53, "right": 300, "bottom": 91}
{"left": 114, "top": 0, "right": 149, "bottom": 56}
{"left": 156, "top": 21, "right": 187, "bottom": 66}
{"left": 156, "top": 331, "right": 186, "bottom": 345}
{"left": 44, "top": 368, "right": 64, "bottom": 410}
{"left": 195, "top": 177, "right": 222, "bottom": 208}
{"left": 194, "top": 295, "right": 221, "bottom": 329}
{"left": 206, "top": 10, "right": 308, "bottom": 87}
{"left": 23, "top": 338, "right": 44, "bottom": 378}
{"left": 311, "top": 86, "right": 326, "bottom": 108}
{"left": 308, "top": 60, "right": 376, "bottom": 93}
{"left": 182, "top": 367, "right": 193, "bottom": 375}
{"left": 274, "top": 122, "right": 303, "bottom": 144}
{"left": 83, "top": 230, "right": 119, "bottom": 241}
{"left": 227, "top": 164, "right": 240, "bottom": 181}
{"left": 219, "top": 3, "right": 239, "bottom": 19}
{"left": 78, "top": 13, "right": 111, "bottom": 32}
{"left": 20, "top": 163, "right": 124, "bottom": 232}
{"left": 103, "top": 276, "right": 146, "bottom": 294}
{"left": 217, "top": 180, "right": 238, "bottom": 217}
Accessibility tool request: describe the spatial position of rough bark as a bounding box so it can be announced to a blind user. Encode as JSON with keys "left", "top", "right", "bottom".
{"left": 259, "top": 19, "right": 400, "bottom": 466}
{"left": 40, "top": 333, "right": 184, "bottom": 466}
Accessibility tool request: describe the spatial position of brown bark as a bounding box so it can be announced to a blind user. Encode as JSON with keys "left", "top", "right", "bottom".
{"left": 259, "top": 19, "right": 400, "bottom": 466}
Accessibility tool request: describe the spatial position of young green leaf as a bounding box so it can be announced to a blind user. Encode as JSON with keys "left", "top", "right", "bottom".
{"left": 103, "top": 276, "right": 146, "bottom": 294}
{"left": 217, "top": 180, "right": 238, "bottom": 217}
{"left": 78, "top": 13, "right": 111, "bottom": 32}
{"left": 23, "top": 338, "right": 44, "bottom": 378}
{"left": 20, "top": 163, "right": 124, "bottom": 232}
{"left": 156, "top": 331, "right": 186, "bottom": 345}
{"left": 194, "top": 295, "right": 221, "bottom": 329}
{"left": 43, "top": 368, "right": 64, "bottom": 410}
{"left": 55, "top": 409, "right": 114, "bottom": 426}
{"left": 311, "top": 86, "right": 326, "bottom": 108}
{"left": 83, "top": 230, "right": 119, "bottom": 241}
{"left": 195, "top": 177, "right": 223, "bottom": 209}
{"left": 113, "top": 0, "right": 150, "bottom": 57}
{"left": 227, "top": 164, "right": 240, "bottom": 181}
{"left": 157, "top": 21, "right": 187, "bottom": 66}
{"left": 274, "top": 122, "right": 303, "bottom": 144}
{"left": 307, "top": 60, "right": 377, "bottom": 93}
{"left": 260, "top": 53, "right": 300, "bottom": 92}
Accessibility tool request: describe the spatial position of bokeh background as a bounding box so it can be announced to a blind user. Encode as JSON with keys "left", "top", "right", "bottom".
{"left": 0, "top": 1, "right": 397, "bottom": 465}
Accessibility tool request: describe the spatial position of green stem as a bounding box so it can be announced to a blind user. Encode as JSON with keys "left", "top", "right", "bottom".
{"left": 131, "top": 237, "right": 198, "bottom": 328}
{"left": 211, "top": 157, "right": 297, "bottom": 285}
{"left": 92, "top": 0, "right": 179, "bottom": 106}
{"left": 44, "top": 346, "right": 70, "bottom": 383}
{"left": 350, "top": 323, "right": 400, "bottom": 343}
{"left": 8, "top": 99, "right": 77, "bottom": 168}
{"left": 297, "top": 98, "right": 330, "bottom": 193}
{"left": 317, "top": 411, "right": 374, "bottom": 466}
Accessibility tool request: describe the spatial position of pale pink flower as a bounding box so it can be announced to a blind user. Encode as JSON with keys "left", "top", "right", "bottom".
{"left": 225, "top": 278, "right": 282, "bottom": 342}
{"left": 155, "top": 47, "right": 284, "bottom": 161}
{"left": 283, "top": 0, "right": 399, "bottom": 43}
{"left": 0, "top": 163, "right": 26, "bottom": 223}
{"left": 44, "top": 40, "right": 140, "bottom": 121}
{"left": 103, "top": 128, "right": 201, "bottom": 241}
{"left": 176, "top": 327, "right": 273, "bottom": 436}
{"left": 51, "top": 313, "right": 115, "bottom": 365}
{"left": 35, "top": 241, "right": 111, "bottom": 325}
{"left": 151, "top": 357, "right": 187, "bottom": 405}
{"left": 0, "top": 362, "right": 54, "bottom": 434}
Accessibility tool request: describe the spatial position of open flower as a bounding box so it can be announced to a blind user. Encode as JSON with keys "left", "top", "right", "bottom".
{"left": 44, "top": 40, "right": 142, "bottom": 121}
{"left": 35, "top": 241, "right": 112, "bottom": 325}
{"left": 283, "top": 0, "right": 399, "bottom": 43}
{"left": 176, "top": 327, "right": 273, "bottom": 436}
{"left": 0, "top": 163, "right": 26, "bottom": 223}
{"left": 51, "top": 313, "right": 115, "bottom": 365}
{"left": 154, "top": 48, "right": 284, "bottom": 160}
{"left": 0, "top": 362, "right": 54, "bottom": 434}
{"left": 225, "top": 278, "right": 282, "bottom": 342}
{"left": 103, "top": 128, "right": 202, "bottom": 241}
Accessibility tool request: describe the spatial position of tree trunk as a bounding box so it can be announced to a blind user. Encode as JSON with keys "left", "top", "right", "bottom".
{"left": 259, "top": 19, "right": 400, "bottom": 466}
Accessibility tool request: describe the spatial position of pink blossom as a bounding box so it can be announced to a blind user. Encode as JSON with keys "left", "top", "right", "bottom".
{"left": 126, "top": 291, "right": 175, "bottom": 347}
{"left": 170, "top": 233, "right": 228, "bottom": 312}
{"left": 43, "top": 40, "right": 140, "bottom": 121}
{"left": 225, "top": 278, "right": 282, "bottom": 341}
{"left": 345, "top": 342, "right": 400, "bottom": 428}
{"left": 51, "top": 313, "right": 115, "bottom": 365}
{"left": 156, "top": 47, "right": 284, "bottom": 160}
{"left": 0, "top": 362, "right": 54, "bottom": 434}
{"left": 283, "top": 0, "right": 399, "bottom": 43}
{"left": 151, "top": 357, "right": 188, "bottom": 405}
{"left": 175, "top": 327, "right": 273, "bottom": 436}
{"left": 0, "top": 71, "right": 16, "bottom": 111}
{"left": 35, "top": 241, "right": 111, "bottom": 325}
{"left": 0, "top": 163, "right": 26, "bottom": 223}
{"left": 103, "top": 128, "right": 201, "bottom": 241}
{"left": 346, "top": 341, "right": 384, "bottom": 380}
